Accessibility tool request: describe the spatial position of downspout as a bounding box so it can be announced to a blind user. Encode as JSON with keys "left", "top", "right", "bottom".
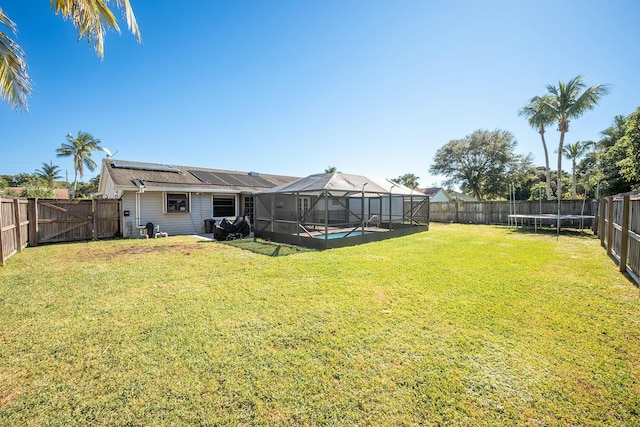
{"left": 135, "top": 180, "right": 145, "bottom": 228}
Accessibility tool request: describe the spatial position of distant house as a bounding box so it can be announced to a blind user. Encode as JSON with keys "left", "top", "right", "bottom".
{"left": 448, "top": 190, "right": 477, "bottom": 202}
{"left": 418, "top": 187, "right": 478, "bottom": 202}
{"left": 418, "top": 187, "right": 451, "bottom": 202}
{"left": 97, "top": 159, "right": 298, "bottom": 237}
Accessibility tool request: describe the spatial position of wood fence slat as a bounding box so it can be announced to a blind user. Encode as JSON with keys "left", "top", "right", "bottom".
{"left": 2, "top": 198, "right": 121, "bottom": 266}
{"left": 0, "top": 198, "right": 6, "bottom": 266}
{"left": 620, "top": 196, "right": 630, "bottom": 273}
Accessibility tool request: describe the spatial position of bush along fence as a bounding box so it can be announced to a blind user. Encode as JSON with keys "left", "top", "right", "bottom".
{"left": 0, "top": 197, "right": 121, "bottom": 266}
{"left": 429, "top": 199, "right": 595, "bottom": 228}
{"left": 599, "top": 192, "right": 640, "bottom": 286}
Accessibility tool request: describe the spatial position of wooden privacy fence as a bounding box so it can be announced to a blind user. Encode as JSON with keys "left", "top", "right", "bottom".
{"left": 0, "top": 197, "right": 121, "bottom": 265}
{"left": 430, "top": 199, "right": 594, "bottom": 226}
{"left": 599, "top": 193, "right": 640, "bottom": 285}
{"left": 0, "top": 198, "right": 29, "bottom": 266}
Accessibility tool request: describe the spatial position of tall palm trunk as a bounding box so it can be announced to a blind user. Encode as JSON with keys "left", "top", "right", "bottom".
{"left": 72, "top": 170, "right": 79, "bottom": 199}
{"left": 539, "top": 129, "right": 552, "bottom": 200}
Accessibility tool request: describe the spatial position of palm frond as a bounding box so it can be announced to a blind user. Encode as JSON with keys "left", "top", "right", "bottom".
{"left": 568, "top": 83, "right": 610, "bottom": 119}
{"left": 0, "top": 8, "right": 32, "bottom": 111}
{"left": 50, "top": 0, "right": 141, "bottom": 58}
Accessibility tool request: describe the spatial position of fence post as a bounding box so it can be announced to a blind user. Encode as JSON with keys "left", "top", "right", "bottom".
{"left": 599, "top": 197, "right": 606, "bottom": 246}
{"left": 606, "top": 197, "right": 614, "bottom": 256}
{"left": 619, "top": 195, "right": 630, "bottom": 273}
{"left": 455, "top": 202, "right": 459, "bottom": 223}
{"left": 0, "top": 199, "right": 5, "bottom": 266}
{"left": 28, "top": 198, "right": 39, "bottom": 247}
{"left": 13, "top": 199, "right": 23, "bottom": 253}
{"left": 92, "top": 199, "right": 97, "bottom": 241}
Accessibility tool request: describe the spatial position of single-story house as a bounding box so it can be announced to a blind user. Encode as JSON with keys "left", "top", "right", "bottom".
{"left": 448, "top": 190, "right": 478, "bottom": 202}
{"left": 419, "top": 187, "right": 450, "bottom": 202}
{"left": 97, "top": 159, "right": 298, "bottom": 237}
{"left": 419, "top": 187, "right": 478, "bottom": 202}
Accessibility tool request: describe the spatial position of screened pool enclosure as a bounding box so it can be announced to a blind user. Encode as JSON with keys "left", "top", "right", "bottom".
{"left": 254, "top": 172, "right": 429, "bottom": 249}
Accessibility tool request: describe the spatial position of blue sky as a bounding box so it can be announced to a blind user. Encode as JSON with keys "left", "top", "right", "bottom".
{"left": 1, "top": 0, "right": 639, "bottom": 187}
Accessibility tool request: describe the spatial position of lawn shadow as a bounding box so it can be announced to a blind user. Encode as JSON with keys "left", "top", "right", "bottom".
{"left": 216, "top": 238, "right": 316, "bottom": 257}
{"left": 508, "top": 226, "right": 598, "bottom": 239}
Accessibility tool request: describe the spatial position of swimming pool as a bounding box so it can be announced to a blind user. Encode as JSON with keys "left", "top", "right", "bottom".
{"left": 313, "top": 231, "right": 374, "bottom": 239}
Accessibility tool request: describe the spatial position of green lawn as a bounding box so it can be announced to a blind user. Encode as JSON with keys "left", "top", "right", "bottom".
{"left": 1, "top": 224, "right": 639, "bottom": 426}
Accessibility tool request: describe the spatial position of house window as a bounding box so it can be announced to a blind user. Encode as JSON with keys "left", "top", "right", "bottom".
{"left": 244, "top": 196, "right": 254, "bottom": 219}
{"left": 298, "top": 196, "right": 310, "bottom": 217}
{"left": 166, "top": 193, "right": 189, "bottom": 213}
{"left": 213, "top": 195, "right": 236, "bottom": 217}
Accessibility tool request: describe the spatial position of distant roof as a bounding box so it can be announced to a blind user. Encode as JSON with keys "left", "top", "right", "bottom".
{"left": 449, "top": 190, "right": 477, "bottom": 202}
{"left": 419, "top": 187, "right": 448, "bottom": 198}
{"left": 100, "top": 159, "right": 298, "bottom": 193}
{"left": 259, "top": 172, "right": 427, "bottom": 196}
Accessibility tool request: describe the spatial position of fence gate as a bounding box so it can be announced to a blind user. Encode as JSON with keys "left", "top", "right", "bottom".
{"left": 28, "top": 199, "right": 122, "bottom": 245}
{"left": 30, "top": 199, "right": 93, "bottom": 244}
{"left": 94, "top": 199, "right": 121, "bottom": 239}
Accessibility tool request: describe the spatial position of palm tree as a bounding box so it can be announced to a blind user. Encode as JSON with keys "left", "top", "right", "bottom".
{"left": 519, "top": 95, "right": 555, "bottom": 200}
{"left": 56, "top": 131, "right": 102, "bottom": 198}
{"left": 1, "top": 1, "right": 141, "bottom": 112}
{"left": 541, "top": 75, "right": 608, "bottom": 213}
{"left": 599, "top": 115, "right": 627, "bottom": 149}
{"left": 0, "top": 10, "right": 31, "bottom": 111}
{"left": 561, "top": 141, "right": 590, "bottom": 199}
{"left": 35, "top": 162, "right": 62, "bottom": 188}
{"left": 325, "top": 166, "right": 337, "bottom": 173}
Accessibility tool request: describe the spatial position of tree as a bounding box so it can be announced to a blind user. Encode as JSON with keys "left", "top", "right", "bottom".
{"left": 20, "top": 183, "right": 56, "bottom": 198}
{"left": 0, "top": 1, "right": 141, "bottom": 112}
{"left": 56, "top": 131, "right": 102, "bottom": 198}
{"left": 615, "top": 107, "right": 640, "bottom": 187}
{"left": 324, "top": 166, "right": 337, "bottom": 173}
{"left": 392, "top": 173, "right": 420, "bottom": 189}
{"left": 561, "top": 141, "right": 590, "bottom": 199}
{"left": 541, "top": 75, "right": 608, "bottom": 211}
{"left": 35, "top": 162, "right": 62, "bottom": 188}
{"left": 519, "top": 95, "right": 555, "bottom": 200}
{"left": 429, "top": 129, "right": 525, "bottom": 200}
{"left": 9, "top": 172, "right": 33, "bottom": 186}
{"left": 509, "top": 155, "right": 538, "bottom": 200}
{"left": 597, "top": 115, "right": 631, "bottom": 195}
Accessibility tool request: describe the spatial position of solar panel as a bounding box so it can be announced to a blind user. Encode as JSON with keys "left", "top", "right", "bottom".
{"left": 188, "top": 170, "right": 274, "bottom": 187}
{"left": 113, "top": 161, "right": 180, "bottom": 173}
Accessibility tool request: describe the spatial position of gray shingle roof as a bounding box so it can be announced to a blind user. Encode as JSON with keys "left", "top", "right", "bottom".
{"left": 102, "top": 159, "right": 298, "bottom": 193}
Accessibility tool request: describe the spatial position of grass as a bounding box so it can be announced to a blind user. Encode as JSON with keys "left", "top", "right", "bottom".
{"left": 1, "top": 223, "right": 639, "bottom": 426}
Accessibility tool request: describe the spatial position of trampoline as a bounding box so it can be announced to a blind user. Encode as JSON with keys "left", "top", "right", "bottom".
{"left": 507, "top": 183, "right": 595, "bottom": 234}
{"left": 508, "top": 213, "right": 595, "bottom": 233}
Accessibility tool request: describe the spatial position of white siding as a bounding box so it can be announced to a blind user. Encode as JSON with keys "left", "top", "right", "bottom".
{"left": 430, "top": 190, "right": 450, "bottom": 202}
{"left": 121, "top": 190, "right": 240, "bottom": 237}
{"left": 103, "top": 175, "right": 118, "bottom": 199}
